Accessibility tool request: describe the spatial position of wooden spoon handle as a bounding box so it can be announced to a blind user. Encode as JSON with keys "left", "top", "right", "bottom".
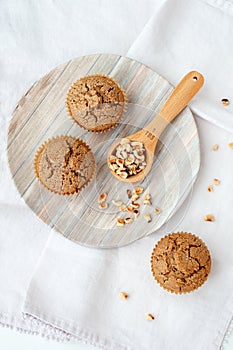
{"left": 143, "top": 71, "right": 204, "bottom": 142}
{"left": 159, "top": 71, "right": 204, "bottom": 123}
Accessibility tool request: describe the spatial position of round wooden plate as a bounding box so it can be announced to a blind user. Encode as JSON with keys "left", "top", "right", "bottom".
{"left": 7, "top": 54, "right": 200, "bottom": 248}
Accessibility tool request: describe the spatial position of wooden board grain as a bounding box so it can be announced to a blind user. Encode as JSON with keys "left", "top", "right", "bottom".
{"left": 7, "top": 54, "right": 200, "bottom": 248}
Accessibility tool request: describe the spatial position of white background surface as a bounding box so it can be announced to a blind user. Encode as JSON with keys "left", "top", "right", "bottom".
{"left": 1, "top": 0, "right": 233, "bottom": 349}
{"left": 0, "top": 326, "right": 232, "bottom": 350}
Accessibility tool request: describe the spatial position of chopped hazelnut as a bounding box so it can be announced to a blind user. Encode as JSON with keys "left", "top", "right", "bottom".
{"left": 212, "top": 144, "right": 219, "bottom": 151}
{"left": 221, "top": 98, "right": 229, "bottom": 106}
{"left": 204, "top": 214, "right": 215, "bottom": 222}
{"left": 99, "top": 201, "right": 108, "bottom": 209}
{"left": 133, "top": 187, "right": 144, "bottom": 195}
{"left": 127, "top": 189, "right": 132, "bottom": 199}
{"left": 143, "top": 199, "right": 152, "bottom": 205}
{"left": 98, "top": 193, "right": 108, "bottom": 203}
{"left": 154, "top": 207, "right": 161, "bottom": 214}
{"left": 120, "top": 292, "right": 129, "bottom": 300}
{"left": 131, "top": 201, "right": 140, "bottom": 209}
{"left": 146, "top": 313, "right": 155, "bottom": 321}
{"left": 116, "top": 218, "right": 125, "bottom": 226}
{"left": 125, "top": 217, "right": 133, "bottom": 224}
{"left": 112, "top": 200, "right": 123, "bottom": 207}
{"left": 109, "top": 141, "right": 146, "bottom": 179}
{"left": 132, "top": 194, "right": 139, "bottom": 201}
{"left": 120, "top": 204, "right": 127, "bottom": 212}
{"left": 144, "top": 194, "right": 151, "bottom": 200}
{"left": 144, "top": 213, "right": 152, "bottom": 223}
{"left": 213, "top": 178, "right": 220, "bottom": 185}
{"left": 127, "top": 206, "right": 134, "bottom": 212}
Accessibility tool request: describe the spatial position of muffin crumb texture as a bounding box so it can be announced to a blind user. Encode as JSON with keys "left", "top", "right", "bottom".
{"left": 66, "top": 75, "right": 126, "bottom": 132}
{"left": 151, "top": 232, "right": 211, "bottom": 293}
{"left": 35, "top": 136, "right": 95, "bottom": 195}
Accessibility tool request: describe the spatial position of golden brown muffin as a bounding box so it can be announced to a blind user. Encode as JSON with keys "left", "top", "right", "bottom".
{"left": 34, "top": 136, "right": 95, "bottom": 195}
{"left": 151, "top": 232, "right": 211, "bottom": 294}
{"left": 66, "top": 74, "right": 126, "bottom": 132}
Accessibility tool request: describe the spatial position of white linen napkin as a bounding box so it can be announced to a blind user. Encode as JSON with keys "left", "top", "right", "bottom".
{"left": 23, "top": 117, "right": 233, "bottom": 350}
{"left": 128, "top": 0, "right": 233, "bottom": 133}
{"left": 0, "top": 0, "right": 158, "bottom": 339}
{"left": 0, "top": 0, "right": 233, "bottom": 349}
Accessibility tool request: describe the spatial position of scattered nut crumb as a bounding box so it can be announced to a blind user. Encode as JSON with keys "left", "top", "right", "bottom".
{"left": 109, "top": 163, "right": 118, "bottom": 171}
{"left": 109, "top": 155, "right": 117, "bottom": 163}
{"left": 131, "top": 201, "right": 140, "bottom": 209}
{"left": 116, "top": 158, "right": 124, "bottom": 167}
{"left": 120, "top": 292, "right": 129, "bottom": 300}
{"left": 132, "top": 194, "right": 139, "bottom": 201}
{"left": 212, "top": 144, "right": 219, "bottom": 151}
{"left": 213, "top": 178, "right": 220, "bottom": 185}
{"left": 125, "top": 217, "right": 133, "bottom": 224}
{"left": 142, "top": 195, "right": 152, "bottom": 205}
{"left": 143, "top": 199, "right": 152, "bottom": 205}
{"left": 221, "top": 98, "right": 229, "bottom": 106}
{"left": 112, "top": 200, "right": 123, "bottom": 207}
{"left": 228, "top": 142, "right": 233, "bottom": 149}
{"left": 120, "top": 204, "right": 127, "bottom": 212}
{"left": 144, "top": 213, "right": 152, "bottom": 223}
{"left": 146, "top": 313, "right": 155, "bottom": 321}
{"left": 127, "top": 206, "right": 134, "bottom": 212}
{"left": 204, "top": 214, "right": 215, "bottom": 222}
{"left": 98, "top": 193, "right": 108, "bottom": 203}
{"left": 207, "top": 185, "right": 213, "bottom": 192}
{"left": 133, "top": 210, "right": 140, "bottom": 218}
{"left": 133, "top": 187, "right": 144, "bottom": 195}
{"left": 144, "top": 194, "right": 151, "bottom": 200}
{"left": 116, "top": 218, "right": 125, "bottom": 226}
{"left": 127, "top": 189, "right": 132, "bottom": 199}
{"left": 99, "top": 201, "right": 108, "bottom": 209}
{"left": 154, "top": 207, "right": 161, "bottom": 214}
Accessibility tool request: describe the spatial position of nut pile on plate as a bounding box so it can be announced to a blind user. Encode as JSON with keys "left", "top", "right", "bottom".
{"left": 98, "top": 187, "right": 161, "bottom": 226}
{"left": 108, "top": 139, "right": 146, "bottom": 179}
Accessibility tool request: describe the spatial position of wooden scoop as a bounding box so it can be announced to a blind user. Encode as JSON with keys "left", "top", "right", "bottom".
{"left": 108, "top": 71, "right": 204, "bottom": 182}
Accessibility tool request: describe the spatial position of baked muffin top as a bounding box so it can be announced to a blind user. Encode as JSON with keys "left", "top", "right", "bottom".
{"left": 66, "top": 75, "right": 126, "bottom": 132}
{"left": 34, "top": 136, "right": 95, "bottom": 195}
{"left": 151, "top": 232, "right": 211, "bottom": 293}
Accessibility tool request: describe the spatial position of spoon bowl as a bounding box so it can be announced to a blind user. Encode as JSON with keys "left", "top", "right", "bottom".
{"left": 107, "top": 132, "right": 157, "bottom": 183}
{"left": 108, "top": 71, "right": 204, "bottom": 182}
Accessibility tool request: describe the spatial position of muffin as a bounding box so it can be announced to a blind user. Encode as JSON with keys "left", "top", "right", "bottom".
{"left": 66, "top": 74, "right": 126, "bottom": 132}
{"left": 34, "top": 136, "right": 95, "bottom": 195}
{"left": 151, "top": 232, "right": 211, "bottom": 294}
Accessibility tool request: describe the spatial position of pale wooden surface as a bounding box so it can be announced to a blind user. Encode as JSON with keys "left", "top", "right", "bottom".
{"left": 7, "top": 54, "right": 200, "bottom": 248}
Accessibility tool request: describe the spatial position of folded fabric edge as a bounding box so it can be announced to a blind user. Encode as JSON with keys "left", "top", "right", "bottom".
{"left": 0, "top": 312, "right": 74, "bottom": 342}
{"left": 213, "top": 295, "right": 233, "bottom": 349}
{"left": 190, "top": 107, "right": 233, "bottom": 134}
{"left": 21, "top": 305, "right": 233, "bottom": 350}
{"left": 221, "top": 317, "right": 233, "bottom": 348}
{"left": 22, "top": 308, "right": 133, "bottom": 350}
{"left": 201, "top": 0, "right": 233, "bottom": 16}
